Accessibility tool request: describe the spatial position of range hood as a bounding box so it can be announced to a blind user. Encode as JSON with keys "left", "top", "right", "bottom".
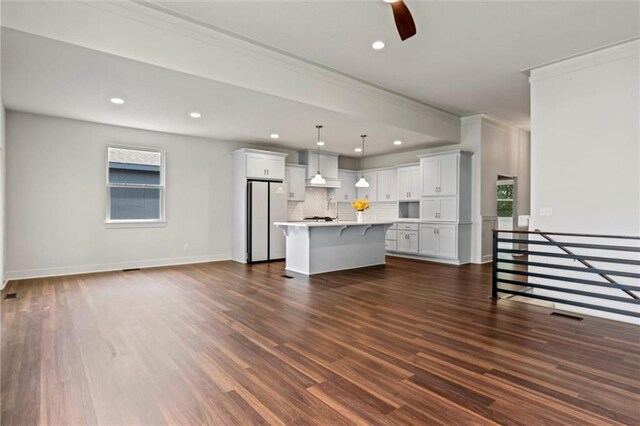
{"left": 298, "top": 149, "right": 342, "bottom": 188}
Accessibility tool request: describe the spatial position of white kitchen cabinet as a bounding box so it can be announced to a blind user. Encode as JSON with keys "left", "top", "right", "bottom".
{"left": 397, "top": 230, "right": 419, "bottom": 254}
{"left": 421, "top": 197, "right": 457, "bottom": 222}
{"left": 285, "top": 165, "right": 306, "bottom": 201}
{"left": 421, "top": 155, "right": 457, "bottom": 196}
{"left": 335, "top": 170, "right": 357, "bottom": 202}
{"left": 397, "top": 166, "right": 421, "bottom": 201}
{"left": 356, "top": 171, "right": 378, "bottom": 201}
{"left": 376, "top": 169, "right": 397, "bottom": 202}
{"left": 246, "top": 152, "right": 286, "bottom": 180}
{"left": 419, "top": 224, "right": 457, "bottom": 259}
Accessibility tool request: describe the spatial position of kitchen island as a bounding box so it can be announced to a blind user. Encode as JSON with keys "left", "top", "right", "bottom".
{"left": 274, "top": 221, "right": 394, "bottom": 275}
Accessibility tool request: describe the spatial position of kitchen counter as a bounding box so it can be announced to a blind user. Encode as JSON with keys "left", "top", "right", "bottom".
{"left": 274, "top": 221, "right": 393, "bottom": 275}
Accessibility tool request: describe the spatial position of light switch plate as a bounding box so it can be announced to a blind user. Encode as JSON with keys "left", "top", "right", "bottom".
{"left": 539, "top": 207, "right": 553, "bottom": 216}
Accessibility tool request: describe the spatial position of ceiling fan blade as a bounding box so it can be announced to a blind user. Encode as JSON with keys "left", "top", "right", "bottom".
{"left": 390, "top": 0, "right": 416, "bottom": 41}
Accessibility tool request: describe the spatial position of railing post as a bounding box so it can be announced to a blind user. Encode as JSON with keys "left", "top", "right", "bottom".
{"left": 491, "top": 230, "right": 499, "bottom": 300}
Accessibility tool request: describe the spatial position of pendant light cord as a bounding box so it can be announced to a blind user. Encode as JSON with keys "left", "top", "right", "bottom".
{"left": 316, "top": 125, "right": 323, "bottom": 174}
{"left": 360, "top": 135, "right": 366, "bottom": 178}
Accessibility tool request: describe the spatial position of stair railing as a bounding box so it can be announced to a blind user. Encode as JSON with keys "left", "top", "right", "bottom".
{"left": 491, "top": 229, "right": 640, "bottom": 318}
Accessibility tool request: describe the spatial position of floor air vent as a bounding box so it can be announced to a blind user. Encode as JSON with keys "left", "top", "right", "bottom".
{"left": 551, "top": 312, "right": 583, "bottom": 321}
{"left": 122, "top": 268, "right": 141, "bottom": 272}
{"left": 4, "top": 293, "right": 17, "bottom": 300}
{"left": 281, "top": 275, "right": 294, "bottom": 279}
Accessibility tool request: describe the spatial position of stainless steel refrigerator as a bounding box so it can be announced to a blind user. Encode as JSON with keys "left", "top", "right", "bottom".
{"left": 247, "top": 180, "right": 288, "bottom": 263}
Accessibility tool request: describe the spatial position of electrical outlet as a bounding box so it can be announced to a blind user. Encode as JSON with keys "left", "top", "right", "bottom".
{"left": 539, "top": 207, "right": 553, "bottom": 216}
{"left": 183, "top": 243, "right": 189, "bottom": 251}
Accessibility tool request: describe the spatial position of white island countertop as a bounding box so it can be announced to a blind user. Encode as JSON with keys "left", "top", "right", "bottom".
{"left": 274, "top": 221, "right": 394, "bottom": 228}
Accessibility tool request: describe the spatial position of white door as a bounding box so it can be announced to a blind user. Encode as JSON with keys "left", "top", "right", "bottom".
{"left": 421, "top": 199, "right": 439, "bottom": 221}
{"left": 288, "top": 167, "right": 306, "bottom": 201}
{"left": 246, "top": 154, "right": 269, "bottom": 179}
{"left": 437, "top": 225, "right": 457, "bottom": 258}
{"left": 410, "top": 168, "right": 421, "bottom": 200}
{"left": 406, "top": 231, "right": 419, "bottom": 254}
{"left": 265, "top": 156, "right": 285, "bottom": 180}
{"left": 398, "top": 168, "right": 412, "bottom": 201}
{"left": 439, "top": 156, "right": 458, "bottom": 196}
{"left": 421, "top": 158, "right": 440, "bottom": 196}
{"left": 377, "top": 169, "right": 397, "bottom": 201}
{"left": 249, "top": 181, "right": 269, "bottom": 262}
{"left": 356, "top": 171, "right": 377, "bottom": 201}
{"left": 419, "top": 225, "right": 438, "bottom": 256}
{"left": 439, "top": 198, "right": 458, "bottom": 222}
{"left": 269, "top": 182, "right": 288, "bottom": 260}
{"left": 337, "top": 171, "right": 356, "bottom": 202}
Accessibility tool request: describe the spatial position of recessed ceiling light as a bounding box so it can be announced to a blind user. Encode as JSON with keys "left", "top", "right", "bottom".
{"left": 190, "top": 112, "right": 201, "bottom": 118}
{"left": 316, "top": 141, "right": 325, "bottom": 146}
{"left": 372, "top": 41, "right": 385, "bottom": 50}
{"left": 394, "top": 140, "right": 402, "bottom": 145}
{"left": 270, "top": 133, "right": 280, "bottom": 139}
{"left": 355, "top": 147, "right": 362, "bottom": 152}
{"left": 110, "top": 98, "right": 125, "bottom": 104}
{"left": 383, "top": 0, "right": 398, "bottom": 3}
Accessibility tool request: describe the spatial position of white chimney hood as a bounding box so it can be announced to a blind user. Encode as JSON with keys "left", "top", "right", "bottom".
{"left": 298, "top": 149, "right": 342, "bottom": 188}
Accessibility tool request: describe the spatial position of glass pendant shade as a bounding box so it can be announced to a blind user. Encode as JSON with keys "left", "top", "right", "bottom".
{"left": 355, "top": 177, "right": 369, "bottom": 188}
{"left": 310, "top": 173, "right": 326, "bottom": 185}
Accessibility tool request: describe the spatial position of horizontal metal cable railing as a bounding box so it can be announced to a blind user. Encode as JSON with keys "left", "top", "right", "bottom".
{"left": 491, "top": 229, "right": 640, "bottom": 318}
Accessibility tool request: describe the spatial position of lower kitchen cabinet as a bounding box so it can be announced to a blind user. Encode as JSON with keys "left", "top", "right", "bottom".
{"left": 419, "top": 224, "right": 457, "bottom": 259}
{"left": 397, "top": 230, "right": 419, "bottom": 254}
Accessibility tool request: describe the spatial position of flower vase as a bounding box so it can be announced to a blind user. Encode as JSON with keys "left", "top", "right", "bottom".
{"left": 356, "top": 211, "right": 365, "bottom": 223}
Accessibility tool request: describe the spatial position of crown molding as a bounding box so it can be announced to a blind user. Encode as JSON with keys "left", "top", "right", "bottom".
{"left": 526, "top": 38, "right": 640, "bottom": 83}
{"left": 88, "top": 0, "right": 460, "bottom": 124}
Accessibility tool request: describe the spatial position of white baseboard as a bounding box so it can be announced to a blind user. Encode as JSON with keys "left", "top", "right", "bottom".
{"left": 480, "top": 254, "right": 493, "bottom": 263}
{"left": 4, "top": 253, "right": 231, "bottom": 282}
{"left": 386, "top": 253, "right": 467, "bottom": 266}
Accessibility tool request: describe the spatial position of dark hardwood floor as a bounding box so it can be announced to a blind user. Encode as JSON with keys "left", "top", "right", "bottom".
{"left": 2, "top": 257, "right": 639, "bottom": 425}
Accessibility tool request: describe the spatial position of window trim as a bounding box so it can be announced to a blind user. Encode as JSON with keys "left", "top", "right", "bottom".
{"left": 106, "top": 144, "right": 166, "bottom": 226}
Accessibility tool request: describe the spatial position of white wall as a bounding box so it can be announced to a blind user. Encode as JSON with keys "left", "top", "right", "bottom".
{"left": 4, "top": 112, "right": 290, "bottom": 280}
{"left": 529, "top": 39, "right": 640, "bottom": 324}
{"left": 530, "top": 40, "right": 639, "bottom": 235}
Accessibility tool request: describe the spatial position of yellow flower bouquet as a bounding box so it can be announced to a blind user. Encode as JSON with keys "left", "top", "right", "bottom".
{"left": 351, "top": 199, "right": 370, "bottom": 211}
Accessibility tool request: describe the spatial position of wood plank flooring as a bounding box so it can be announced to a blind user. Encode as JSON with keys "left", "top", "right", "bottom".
{"left": 2, "top": 257, "right": 639, "bottom": 425}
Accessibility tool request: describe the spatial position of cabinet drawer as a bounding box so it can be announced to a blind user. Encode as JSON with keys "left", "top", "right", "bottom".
{"left": 385, "top": 239, "right": 397, "bottom": 252}
{"left": 397, "top": 223, "right": 419, "bottom": 231}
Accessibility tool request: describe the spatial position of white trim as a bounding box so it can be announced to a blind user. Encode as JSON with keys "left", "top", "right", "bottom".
{"left": 481, "top": 254, "right": 494, "bottom": 264}
{"left": 105, "top": 220, "right": 168, "bottom": 229}
{"left": 528, "top": 38, "right": 640, "bottom": 82}
{"left": 4, "top": 254, "right": 231, "bottom": 282}
{"left": 385, "top": 253, "right": 468, "bottom": 266}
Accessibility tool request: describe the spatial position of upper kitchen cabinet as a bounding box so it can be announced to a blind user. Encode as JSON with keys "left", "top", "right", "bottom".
{"left": 376, "top": 169, "right": 397, "bottom": 202}
{"left": 356, "top": 171, "right": 378, "bottom": 201}
{"left": 245, "top": 149, "right": 287, "bottom": 180}
{"left": 285, "top": 165, "right": 306, "bottom": 201}
{"left": 397, "top": 165, "right": 421, "bottom": 201}
{"left": 335, "top": 170, "right": 356, "bottom": 202}
{"left": 238, "top": 149, "right": 287, "bottom": 180}
{"left": 420, "top": 154, "right": 458, "bottom": 196}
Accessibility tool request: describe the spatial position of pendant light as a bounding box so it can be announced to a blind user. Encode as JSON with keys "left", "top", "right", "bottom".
{"left": 355, "top": 134, "right": 370, "bottom": 188}
{"left": 310, "top": 125, "right": 327, "bottom": 185}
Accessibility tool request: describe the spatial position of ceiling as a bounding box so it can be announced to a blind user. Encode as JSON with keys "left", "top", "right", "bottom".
{"left": 2, "top": 29, "right": 448, "bottom": 157}
{"left": 151, "top": 0, "right": 640, "bottom": 128}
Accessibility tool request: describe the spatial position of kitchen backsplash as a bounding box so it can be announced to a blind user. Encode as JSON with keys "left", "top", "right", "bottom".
{"left": 287, "top": 186, "right": 399, "bottom": 222}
